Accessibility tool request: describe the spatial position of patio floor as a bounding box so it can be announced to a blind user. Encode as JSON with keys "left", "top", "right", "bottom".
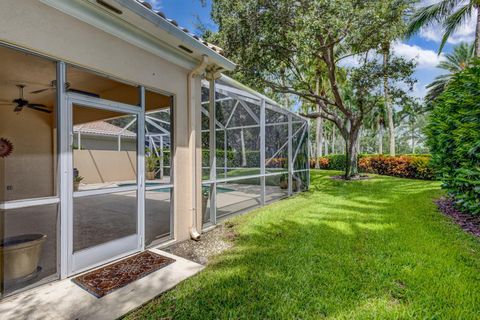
{"left": 0, "top": 249, "right": 203, "bottom": 320}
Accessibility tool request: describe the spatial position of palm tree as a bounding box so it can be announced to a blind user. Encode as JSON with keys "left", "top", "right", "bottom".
{"left": 425, "top": 42, "right": 474, "bottom": 102}
{"left": 398, "top": 100, "right": 426, "bottom": 154}
{"left": 406, "top": 0, "right": 480, "bottom": 55}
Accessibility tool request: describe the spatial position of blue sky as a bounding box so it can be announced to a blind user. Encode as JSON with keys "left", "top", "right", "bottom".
{"left": 154, "top": 0, "right": 477, "bottom": 100}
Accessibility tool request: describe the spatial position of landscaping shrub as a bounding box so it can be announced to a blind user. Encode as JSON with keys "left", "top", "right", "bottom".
{"left": 425, "top": 59, "right": 480, "bottom": 215}
{"left": 311, "top": 154, "right": 435, "bottom": 180}
{"left": 359, "top": 155, "right": 434, "bottom": 180}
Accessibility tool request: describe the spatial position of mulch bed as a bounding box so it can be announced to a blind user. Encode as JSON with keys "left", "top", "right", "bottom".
{"left": 330, "top": 174, "right": 370, "bottom": 181}
{"left": 163, "top": 223, "right": 237, "bottom": 265}
{"left": 436, "top": 197, "right": 480, "bottom": 238}
{"left": 72, "top": 251, "right": 175, "bottom": 298}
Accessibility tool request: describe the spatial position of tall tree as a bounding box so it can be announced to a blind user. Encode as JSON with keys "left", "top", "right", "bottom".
{"left": 425, "top": 42, "right": 475, "bottom": 102}
{"left": 406, "top": 0, "right": 480, "bottom": 55}
{"left": 378, "top": 0, "right": 413, "bottom": 156}
{"left": 210, "top": 0, "right": 416, "bottom": 179}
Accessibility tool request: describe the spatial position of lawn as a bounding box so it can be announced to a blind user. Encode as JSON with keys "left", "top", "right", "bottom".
{"left": 126, "top": 170, "right": 480, "bottom": 319}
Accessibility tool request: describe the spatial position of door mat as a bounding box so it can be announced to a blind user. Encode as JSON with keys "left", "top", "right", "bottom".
{"left": 72, "top": 251, "right": 175, "bottom": 298}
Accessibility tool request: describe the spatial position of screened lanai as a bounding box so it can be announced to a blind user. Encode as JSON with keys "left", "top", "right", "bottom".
{"left": 201, "top": 76, "right": 310, "bottom": 225}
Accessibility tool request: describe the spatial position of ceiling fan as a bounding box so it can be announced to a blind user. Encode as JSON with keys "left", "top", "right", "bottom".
{"left": 0, "top": 84, "right": 52, "bottom": 113}
{"left": 31, "top": 80, "right": 100, "bottom": 98}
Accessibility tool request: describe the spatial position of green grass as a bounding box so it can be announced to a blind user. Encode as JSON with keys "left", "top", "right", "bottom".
{"left": 125, "top": 170, "right": 480, "bottom": 319}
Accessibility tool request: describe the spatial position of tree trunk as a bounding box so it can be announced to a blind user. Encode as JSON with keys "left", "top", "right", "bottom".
{"left": 240, "top": 129, "right": 246, "bottom": 166}
{"left": 475, "top": 6, "right": 480, "bottom": 57}
{"left": 314, "top": 104, "right": 324, "bottom": 168}
{"left": 331, "top": 125, "right": 336, "bottom": 154}
{"left": 344, "top": 128, "right": 360, "bottom": 179}
{"left": 356, "top": 126, "right": 362, "bottom": 155}
{"left": 383, "top": 43, "right": 396, "bottom": 156}
{"left": 411, "top": 124, "right": 416, "bottom": 154}
{"left": 324, "top": 133, "right": 329, "bottom": 156}
{"left": 378, "top": 125, "right": 383, "bottom": 154}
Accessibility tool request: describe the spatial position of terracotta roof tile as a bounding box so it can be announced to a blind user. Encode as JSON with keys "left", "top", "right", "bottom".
{"left": 74, "top": 121, "right": 136, "bottom": 137}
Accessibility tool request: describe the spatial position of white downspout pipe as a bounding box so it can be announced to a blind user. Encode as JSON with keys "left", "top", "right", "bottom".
{"left": 188, "top": 55, "right": 209, "bottom": 240}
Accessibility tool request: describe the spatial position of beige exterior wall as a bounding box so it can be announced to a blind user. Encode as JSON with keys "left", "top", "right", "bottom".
{"left": 0, "top": 0, "right": 204, "bottom": 241}
{"left": 0, "top": 107, "right": 56, "bottom": 201}
{"left": 74, "top": 150, "right": 137, "bottom": 184}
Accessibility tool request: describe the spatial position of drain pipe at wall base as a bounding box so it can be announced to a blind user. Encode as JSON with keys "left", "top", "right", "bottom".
{"left": 188, "top": 55, "right": 209, "bottom": 241}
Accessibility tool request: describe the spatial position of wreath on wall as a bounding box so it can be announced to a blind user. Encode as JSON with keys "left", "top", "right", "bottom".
{"left": 0, "top": 138, "right": 14, "bottom": 158}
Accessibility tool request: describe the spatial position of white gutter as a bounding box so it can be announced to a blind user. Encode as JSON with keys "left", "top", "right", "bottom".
{"left": 188, "top": 55, "right": 209, "bottom": 240}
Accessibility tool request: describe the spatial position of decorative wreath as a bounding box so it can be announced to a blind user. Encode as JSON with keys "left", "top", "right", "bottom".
{"left": 0, "top": 138, "right": 14, "bottom": 158}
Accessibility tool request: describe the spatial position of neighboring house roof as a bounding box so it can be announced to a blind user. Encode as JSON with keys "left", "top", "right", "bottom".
{"left": 74, "top": 121, "right": 136, "bottom": 137}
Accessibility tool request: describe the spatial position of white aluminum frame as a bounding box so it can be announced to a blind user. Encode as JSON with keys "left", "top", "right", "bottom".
{"left": 66, "top": 92, "right": 144, "bottom": 276}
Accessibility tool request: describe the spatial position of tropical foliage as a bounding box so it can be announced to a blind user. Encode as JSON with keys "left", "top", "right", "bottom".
{"left": 425, "top": 42, "right": 475, "bottom": 102}
{"left": 425, "top": 59, "right": 480, "bottom": 214}
{"left": 406, "top": 0, "right": 480, "bottom": 55}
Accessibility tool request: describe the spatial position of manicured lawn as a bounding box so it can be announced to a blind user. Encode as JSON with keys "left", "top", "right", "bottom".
{"left": 126, "top": 170, "right": 480, "bottom": 319}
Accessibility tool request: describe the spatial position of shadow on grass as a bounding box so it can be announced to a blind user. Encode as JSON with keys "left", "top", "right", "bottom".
{"left": 125, "top": 170, "right": 480, "bottom": 319}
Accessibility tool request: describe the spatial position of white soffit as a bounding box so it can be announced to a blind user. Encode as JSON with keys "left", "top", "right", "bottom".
{"left": 39, "top": 0, "right": 235, "bottom": 71}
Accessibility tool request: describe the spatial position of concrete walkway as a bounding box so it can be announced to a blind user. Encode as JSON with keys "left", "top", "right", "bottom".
{"left": 0, "top": 249, "right": 203, "bottom": 320}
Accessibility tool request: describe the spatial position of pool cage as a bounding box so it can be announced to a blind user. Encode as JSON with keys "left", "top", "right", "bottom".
{"left": 201, "top": 75, "right": 310, "bottom": 225}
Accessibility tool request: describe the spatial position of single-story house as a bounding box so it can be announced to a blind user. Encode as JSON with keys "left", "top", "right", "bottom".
{"left": 0, "top": 0, "right": 309, "bottom": 307}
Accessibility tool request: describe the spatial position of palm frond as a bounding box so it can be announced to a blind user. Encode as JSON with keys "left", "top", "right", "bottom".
{"left": 406, "top": 0, "right": 461, "bottom": 38}
{"left": 438, "top": 4, "right": 473, "bottom": 54}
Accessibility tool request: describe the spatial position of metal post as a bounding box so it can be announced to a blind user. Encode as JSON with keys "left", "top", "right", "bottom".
{"left": 118, "top": 134, "right": 121, "bottom": 151}
{"left": 288, "top": 114, "right": 293, "bottom": 196}
{"left": 260, "top": 99, "right": 266, "bottom": 205}
{"left": 209, "top": 79, "right": 217, "bottom": 224}
{"left": 57, "top": 61, "right": 68, "bottom": 279}
{"left": 138, "top": 86, "right": 146, "bottom": 250}
{"left": 159, "top": 135, "right": 164, "bottom": 179}
{"left": 224, "top": 129, "right": 227, "bottom": 180}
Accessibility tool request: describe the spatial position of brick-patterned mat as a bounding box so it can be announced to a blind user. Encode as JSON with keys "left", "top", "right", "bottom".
{"left": 72, "top": 251, "right": 175, "bottom": 298}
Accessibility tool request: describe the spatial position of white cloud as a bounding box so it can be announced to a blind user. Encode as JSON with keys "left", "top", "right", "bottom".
{"left": 391, "top": 42, "right": 444, "bottom": 69}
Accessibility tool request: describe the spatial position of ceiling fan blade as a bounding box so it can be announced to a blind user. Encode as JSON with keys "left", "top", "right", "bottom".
{"left": 0, "top": 103, "right": 13, "bottom": 106}
{"left": 30, "top": 88, "right": 51, "bottom": 94}
{"left": 27, "top": 104, "right": 52, "bottom": 113}
{"left": 28, "top": 103, "right": 48, "bottom": 108}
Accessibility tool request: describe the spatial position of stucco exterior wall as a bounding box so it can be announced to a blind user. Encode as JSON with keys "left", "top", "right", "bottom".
{"left": 0, "top": 0, "right": 203, "bottom": 242}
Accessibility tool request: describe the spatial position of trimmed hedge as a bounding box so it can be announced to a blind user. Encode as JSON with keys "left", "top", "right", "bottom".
{"left": 311, "top": 154, "right": 435, "bottom": 180}
{"left": 359, "top": 155, "right": 434, "bottom": 180}
{"left": 425, "top": 59, "right": 480, "bottom": 215}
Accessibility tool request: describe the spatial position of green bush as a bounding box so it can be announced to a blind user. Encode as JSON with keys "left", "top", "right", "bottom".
{"left": 425, "top": 59, "right": 480, "bottom": 215}
{"left": 311, "top": 154, "right": 435, "bottom": 180}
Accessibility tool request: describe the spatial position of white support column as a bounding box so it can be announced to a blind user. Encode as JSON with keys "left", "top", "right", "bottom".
{"left": 209, "top": 79, "right": 217, "bottom": 224}
{"left": 137, "top": 86, "right": 146, "bottom": 250}
{"left": 118, "top": 134, "right": 121, "bottom": 151}
{"left": 260, "top": 99, "right": 266, "bottom": 205}
{"left": 57, "top": 61, "right": 69, "bottom": 279}
{"left": 288, "top": 114, "right": 293, "bottom": 196}
{"left": 77, "top": 131, "right": 81, "bottom": 150}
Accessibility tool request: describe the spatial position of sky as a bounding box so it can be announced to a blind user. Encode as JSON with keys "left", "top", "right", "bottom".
{"left": 153, "top": 0, "right": 477, "bottom": 100}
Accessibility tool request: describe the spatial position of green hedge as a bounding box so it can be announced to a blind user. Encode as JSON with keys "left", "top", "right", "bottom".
{"left": 311, "top": 154, "right": 435, "bottom": 180}
{"left": 426, "top": 59, "right": 480, "bottom": 215}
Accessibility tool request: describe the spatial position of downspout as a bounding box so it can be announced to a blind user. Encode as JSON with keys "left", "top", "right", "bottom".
{"left": 188, "top": 55, "right": 209, "bottom": 240}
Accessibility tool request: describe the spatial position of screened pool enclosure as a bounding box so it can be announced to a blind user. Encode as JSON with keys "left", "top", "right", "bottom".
{"left": 201, "top": 76, "right": 310, "bottom": 225}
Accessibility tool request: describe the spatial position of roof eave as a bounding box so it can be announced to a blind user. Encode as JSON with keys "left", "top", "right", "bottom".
{"left": 112, "top": 0, "right": 236, "bottom": 71}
